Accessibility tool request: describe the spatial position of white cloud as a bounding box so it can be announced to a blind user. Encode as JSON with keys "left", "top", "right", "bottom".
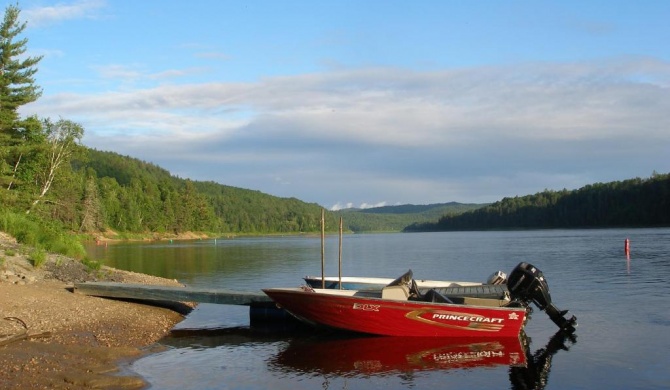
{"left": 23, "top": 0, "right": 107, "bottom": 28}
{"left": 29, "top": 59, "right": 670, "bottom": 141}
{"left": 330, "top": 202, "right": 354, "bottom": 211}
{"left": 330, "top": 201, "right": 387, "bottom": 211}
{"left": 20, "top": 58, "right": 670, "bottom": 206}
{"left": 94, "top": 64, "right": 143, "bottom": 80}
{"left": 360, "top": 201, "right": 387, "bottom": 209}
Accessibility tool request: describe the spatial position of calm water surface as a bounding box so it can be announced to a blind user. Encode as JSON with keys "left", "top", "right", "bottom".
{"left": 86, "top": 229, "right": 670, "bottom": 389}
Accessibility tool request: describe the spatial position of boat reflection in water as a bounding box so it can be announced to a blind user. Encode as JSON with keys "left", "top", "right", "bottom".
{"left": 510, "top": 330, "right": 577, "bottom": 390}
{"left": 271, "top": 334, "right": 526, "bottom": 375}
{"left": 268, "top": 329, "right": 576, "bottom": 388}
{"left": 162, "top": 326, "right": 575, "bottom": 389}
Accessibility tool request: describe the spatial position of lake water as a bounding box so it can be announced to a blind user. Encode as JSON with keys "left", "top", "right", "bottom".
{"left": 86, "top": 229, "right": 670, "bottom": 389}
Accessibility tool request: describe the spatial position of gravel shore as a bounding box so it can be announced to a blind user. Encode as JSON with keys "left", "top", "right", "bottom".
{"left": 0, "top": 232, "right": 192, "bottom": 389}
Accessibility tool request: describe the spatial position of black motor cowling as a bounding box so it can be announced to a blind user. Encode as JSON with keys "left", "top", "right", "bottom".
{"left": 507, "top": 262, "right": 577, "bottom": 333}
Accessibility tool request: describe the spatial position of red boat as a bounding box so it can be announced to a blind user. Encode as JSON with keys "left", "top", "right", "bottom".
{"left": 263, "top": 262, "right": 576, "bottom": 337}
{"left": 263, "top": 286, "right": 526, "bottom": 337}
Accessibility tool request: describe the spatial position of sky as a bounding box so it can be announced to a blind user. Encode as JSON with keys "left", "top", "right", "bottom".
{"left": 8, "top": 0, "right": 670, "bottom": 210}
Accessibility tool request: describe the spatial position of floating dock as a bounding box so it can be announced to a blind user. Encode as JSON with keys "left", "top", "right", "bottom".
{"left": 73, "top": 282, "right": 291, "bottom": 322}
{"left": 73, "top": 282, "right": 272, "bottom": 305}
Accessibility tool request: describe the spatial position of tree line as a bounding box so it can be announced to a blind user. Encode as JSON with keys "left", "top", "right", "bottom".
{"left": 336, "top": 202, "right": 485, "bottom": 232}
{"left": 404, "top": 173, "right": 670, "bottom": 232}
{"left": 8, "top": 146, "right": 339, "bottom": 236}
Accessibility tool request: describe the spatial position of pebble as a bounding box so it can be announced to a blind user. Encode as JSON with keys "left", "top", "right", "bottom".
{"left": 1, "top": 270, "right": 36, "bottom": 285}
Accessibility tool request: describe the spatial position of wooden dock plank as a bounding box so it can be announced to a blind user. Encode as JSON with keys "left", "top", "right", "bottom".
{"left": 74, "top": 282, "right": 272, "bottom": 305}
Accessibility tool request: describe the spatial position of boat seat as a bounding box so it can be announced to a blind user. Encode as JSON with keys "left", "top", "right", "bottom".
{"left": 426, "top": 284, "right": 509, "bottom": 300}
{"left": 381, "top": 284, "right": 410, "bottom": 300}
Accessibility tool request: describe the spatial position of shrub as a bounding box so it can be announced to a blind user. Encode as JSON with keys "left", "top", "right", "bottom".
{"left": 42, "top": 234, "right": 86, "bottom": 259}
{"left": 29, "top": 248, "right": 47, "bottom": 268}
{"left": 82, "top": 257, "right": 103, "bottom": 271}
{"left": 0, "top": 210, "right": 86, "bottom": 259}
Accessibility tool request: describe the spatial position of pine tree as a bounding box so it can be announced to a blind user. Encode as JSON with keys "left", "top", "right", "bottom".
{"left": 0, "top": 4, "right": 43, "bottom": 197}
{"left": 79, "top": 170, "right": 103, "bottom": 233}
{"left": 0, "top": 4, "right": 42, "bottom": 132}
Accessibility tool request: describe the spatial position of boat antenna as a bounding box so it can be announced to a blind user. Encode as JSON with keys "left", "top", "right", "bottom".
{"left": 321, "top": 208, "right": 325, "bottom": 289}
{"left": 338, "top": 217, "right": 343, "bottom": 290}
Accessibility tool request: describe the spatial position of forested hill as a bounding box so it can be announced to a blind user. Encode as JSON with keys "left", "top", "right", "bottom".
{"left": 82, "top": 150, "right": 483, "bottom": 234}
{"left": 335, "top": 202, "right": 486, "bottom": 232}
{"left": 404, "top": 173, "right": 670, "bottom": 232}
{"left": 6, "top": 146, "right": 667, "bottom": 237}
{"left": 70, "top": 149, "right": 341, "bottom": 235}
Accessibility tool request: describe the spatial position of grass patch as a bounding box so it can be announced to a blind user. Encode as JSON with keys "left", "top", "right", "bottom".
{"left": 29, "top": 248, "right": 47, "bottom": 268}
{"left": 82, "top": 257, "right": 103, "bottom": 271}
{"left": 0, "top": 210, "right": 86, "bottom": 259}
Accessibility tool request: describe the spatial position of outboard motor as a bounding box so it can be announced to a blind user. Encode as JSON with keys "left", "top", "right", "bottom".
{"left": 507, "top": 262, "right": 577, "bottom": 333}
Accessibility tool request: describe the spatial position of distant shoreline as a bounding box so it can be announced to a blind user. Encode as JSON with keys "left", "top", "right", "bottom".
{"left": 87, "top": 230, "right": 340, "bottom": 244}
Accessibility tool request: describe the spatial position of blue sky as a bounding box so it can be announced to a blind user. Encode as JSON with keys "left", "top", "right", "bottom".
{"left": 11, "top": 0, "right": 670, "bottom": 210}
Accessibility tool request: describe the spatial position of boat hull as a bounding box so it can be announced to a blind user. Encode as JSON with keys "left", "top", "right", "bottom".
{"left": 263, "top": 288, "right": 527, "bottom": 338}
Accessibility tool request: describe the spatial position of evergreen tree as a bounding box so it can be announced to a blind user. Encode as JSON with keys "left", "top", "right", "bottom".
{"left": 79, "top": 169, "right": 103, "bottom": 233}
{"left": 0, "top": 4, "right": 42, "bottom": 200}
{"left": 0, "top": 4, "right": 42, "bottom": 132}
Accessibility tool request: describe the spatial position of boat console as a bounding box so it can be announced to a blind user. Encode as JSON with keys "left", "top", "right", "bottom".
{"left": 507, "top": 262, "right": 577, "bottom": 333}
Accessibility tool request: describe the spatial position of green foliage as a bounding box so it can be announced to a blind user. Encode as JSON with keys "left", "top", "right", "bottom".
{"left": 0, "top": 209, "right": 86, "bottom": 258}
{"left": 66, "top": 149, "right": 338, "bottom": 235}
{"left": 0, "top": 5, "right": 83, "bottom": 216}
{"left": 0, "top": 208, "right": 38, "bottom": 243}
{"left": 0, "top": 4, "right": 43, "bottom": 195}
{"left": 405, "top": 173, "right": 670, "bottom": 231}
{"left": 4, "top": 248, "right": 14, "bottom": 256}
{"left": 82, "top": 257, "right": 103, "bottom": 271}
{"left": 28, "top": 248, "right": 46, "bottom": 268}
{"left": 195, "top": 180, "right": 337, "bottom": 234}
{"left": 44, "top": 235, "right": 87, "bottom": 259}
{"left": 21, "top": 118, "right": 85, "bottom": 214}
{"left": 0, "top": 4, "right": 43, "bottom": 132}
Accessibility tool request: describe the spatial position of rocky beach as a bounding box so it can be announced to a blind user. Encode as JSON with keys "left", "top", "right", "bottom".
{"left": 0, "top": 232, "right": 191, "bottom": 389}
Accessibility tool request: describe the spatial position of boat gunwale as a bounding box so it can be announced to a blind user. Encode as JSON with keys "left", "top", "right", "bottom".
{"left": 303, "top": 276, "right": 483, "bottom": 288}
{"left": 262, "top": 287, "right": 523, "bottom": 313}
